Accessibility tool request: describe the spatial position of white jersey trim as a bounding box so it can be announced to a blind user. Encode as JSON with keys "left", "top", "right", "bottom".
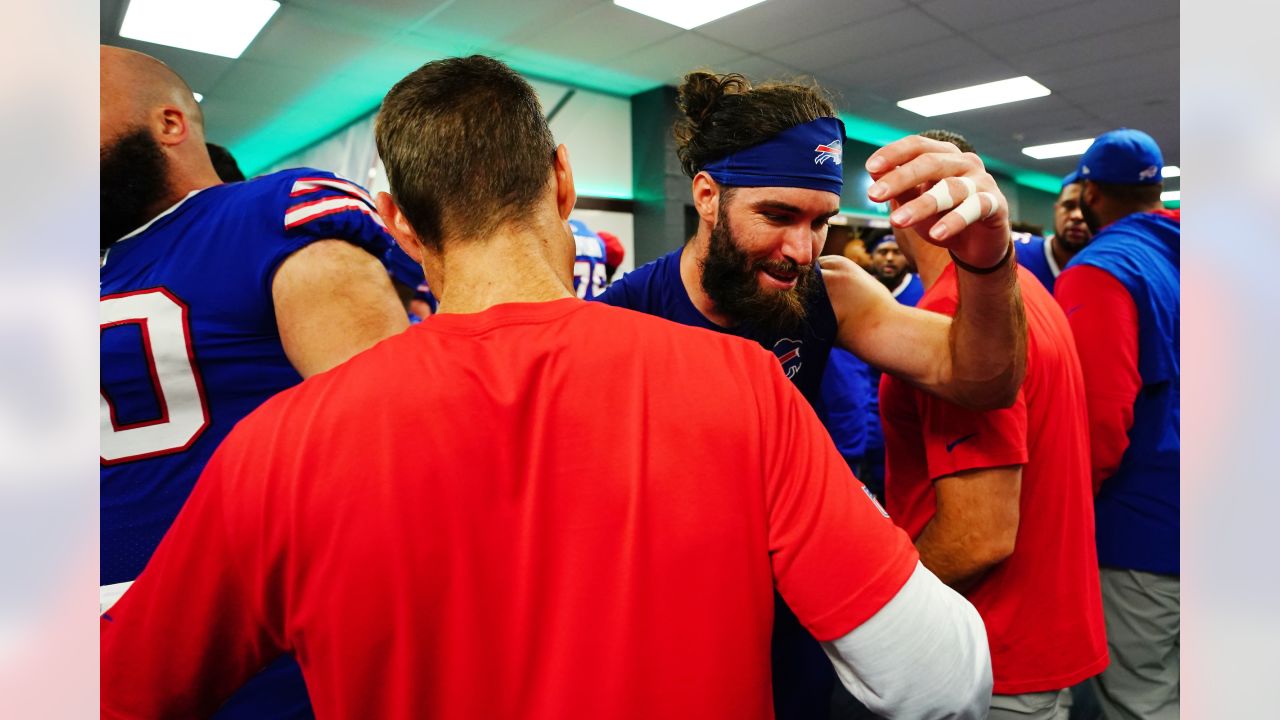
{"left": 1044, "top": 235, "right": 1063, "bottom": 278}
{"left": 891, "top": 272, "right": 915, "bottom": 299}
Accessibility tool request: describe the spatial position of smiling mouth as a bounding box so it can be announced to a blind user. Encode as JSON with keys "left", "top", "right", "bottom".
{"left": 759, "top": 267, "right": 798, "bottom": 288}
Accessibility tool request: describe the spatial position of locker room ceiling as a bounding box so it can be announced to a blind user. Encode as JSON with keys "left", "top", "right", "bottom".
{"left": 100, "top": 0, "right": 1179, "bottom": 190}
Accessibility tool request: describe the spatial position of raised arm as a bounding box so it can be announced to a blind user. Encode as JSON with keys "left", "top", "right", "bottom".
{"left": 829, "top": 136, "right": 1026, "bottom": 410}
{"left": 273, "top": 239, "right": 409, "bottom": 377}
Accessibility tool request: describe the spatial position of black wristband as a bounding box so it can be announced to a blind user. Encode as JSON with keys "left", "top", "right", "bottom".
{"left": 950, "top": 241, "right": 1014, "bottom": 275}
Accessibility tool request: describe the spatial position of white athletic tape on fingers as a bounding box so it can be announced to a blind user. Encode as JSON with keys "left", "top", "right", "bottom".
{"left": 924, "top": 176, "right": 976, "bottom": 213}
{"left": 953, "top": 190, "right": 1000, "bottom": 225}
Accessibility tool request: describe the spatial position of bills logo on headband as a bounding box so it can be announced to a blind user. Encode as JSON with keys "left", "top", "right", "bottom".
{"left": 773, "top": 338, "right": 803, "bottom": 379}
{"left": 814, "top": 138, "right": 843, "bottom": 166}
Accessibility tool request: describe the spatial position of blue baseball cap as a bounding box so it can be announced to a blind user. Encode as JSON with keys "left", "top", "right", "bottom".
{"left": 1077, "top": 128, "right": 1164, "bottom": 185}
{"left": 1061, "top": 169, "right": 1081, "bottom": 188}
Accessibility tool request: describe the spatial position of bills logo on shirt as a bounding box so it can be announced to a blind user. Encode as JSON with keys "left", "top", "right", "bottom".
{"left": 773, "top": 338, "right": 803, "bottom": 379}
{"left": 861, "top": 484, "right": 890, "bottom": 518}
{"left": 814, "top": 139, "right": 843, "bottom": 166}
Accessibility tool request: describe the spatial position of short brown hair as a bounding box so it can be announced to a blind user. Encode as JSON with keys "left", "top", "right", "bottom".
{"left": 375, "top": 55, "right": 556, "bottom": 249}
{"left": 673, "top": 71, "right": 836, "bottom": 179}
{"left": 919, "top": 129, "right": 974, "bottom": 154}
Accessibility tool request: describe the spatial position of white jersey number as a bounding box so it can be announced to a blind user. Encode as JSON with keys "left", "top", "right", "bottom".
{"left": 573, "top": 260, "right": 608, "bottom": 299}
{"left": 100, "top": 289, "right": 209, "bottom": 464}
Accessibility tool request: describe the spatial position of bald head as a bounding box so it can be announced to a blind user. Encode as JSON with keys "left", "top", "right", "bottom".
{"left": 101, "top": 46, "right": 205, "bottom": 143}
{"left": 100, "top": 46, "right": 220, "bottom": 248}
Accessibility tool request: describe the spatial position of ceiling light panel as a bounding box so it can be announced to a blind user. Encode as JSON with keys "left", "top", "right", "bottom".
{"left": 1022, "top": 138, "right": 1095, "bottom": 160}
{"left": 1161, "top": 190, "right": 1180, "bottom": 202}
{"left": 1162, "top": 165, "right": 1180, "bottom": 178}
{"left": 119, "top": 0, "right": 281, "bottom": 59}
{"left": 897, "top": 76, "right": 1050, "bottom": 117}
{"left": 613, "top": 0, "right": 769, "bottom": 30}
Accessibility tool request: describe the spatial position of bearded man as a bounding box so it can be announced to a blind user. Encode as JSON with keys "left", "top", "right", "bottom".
{"left": 596, "top": 70, "right": 1027, "bottom": 719}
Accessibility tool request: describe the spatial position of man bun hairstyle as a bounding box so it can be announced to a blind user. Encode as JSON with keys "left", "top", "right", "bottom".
{"left": 375, "top": 55, "right": 557, "bottom": 249}
{"left": 673, "top": 71, "right": 837, "bottom": 179}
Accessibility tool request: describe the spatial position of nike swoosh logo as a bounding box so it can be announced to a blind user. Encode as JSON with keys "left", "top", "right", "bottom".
{"left": 946, "top": 433, "right": 978, "bottom": 452}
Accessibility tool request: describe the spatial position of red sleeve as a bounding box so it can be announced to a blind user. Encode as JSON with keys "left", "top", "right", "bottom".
{"left": 1055, "top": 265, "right": 1142, "bottom": 492}
{"left": 760, "top": 351, "right": 919, "bottom": 642}
{"left": 100, "top": 437, "right": 283, "bottom": 718}
{"left": 917, "top": 386, "right": 1028, "bottom": 480}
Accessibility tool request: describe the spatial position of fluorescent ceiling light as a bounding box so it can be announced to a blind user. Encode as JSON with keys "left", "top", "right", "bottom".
{"left": 119, "top": 0, "right": 280, "bottom": 59}
{"left": 1161, "top": 190, "right": 1180, "bottom": 202}
{"left": 613, "top": 0, "right": 768, "bottom": 30}
{"left": 1162, "top": 165, "right": 1180, "bottom": 178}
{"left": 897, "top": 76, "right": 1050, "bottom": 117}
{"left": 1022, "top": 138, "right": 1095, "bottom": 160}
{"left": 193, "top": 92, "right": 203, "bottom": 102}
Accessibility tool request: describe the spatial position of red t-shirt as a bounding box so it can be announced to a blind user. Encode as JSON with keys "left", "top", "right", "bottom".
{"left": 101, "top": 298, "right": 919, "bottom": 719}
{"left": 880, "top": 265, "right": 1108, "bottom": 694}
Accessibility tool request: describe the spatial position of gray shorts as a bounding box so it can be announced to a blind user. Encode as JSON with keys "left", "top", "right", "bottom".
{"left": 989, "top": 688, "right": 1073, "bottom": 719}
{"left": 1091, "top": 567, "right": 1180, "bottom": 720}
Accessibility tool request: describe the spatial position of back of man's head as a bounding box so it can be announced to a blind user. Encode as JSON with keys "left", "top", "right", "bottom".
{"left": 919, "top": 128, "right": 974, "bottom": 154}
{"left": 673, "top": 71, "right": 836, "bottom": 179}
{"left": 100, "top": 45, "right": 206, "bottom": 145}
{"left": 206, "top": 143, "right": 246, "bottom": 182}
{"left": 376, "top": 55, "right": 557, "bottom": 250}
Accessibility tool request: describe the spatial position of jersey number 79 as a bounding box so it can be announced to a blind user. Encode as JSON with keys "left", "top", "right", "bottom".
{"left": 100, "top": 288, "right": 210, "bottom": 465}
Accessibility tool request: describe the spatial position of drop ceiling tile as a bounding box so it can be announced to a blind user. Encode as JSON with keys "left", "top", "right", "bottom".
{"left": 696, "top": 0, "right": 907, "bottom": 51}
{"left": 916, "top": 0, "right": 1094, "bottom": 32}
{"left": 759, "top": 7, "right": 954, "bottom": 72}
{"left": 1007, "top": 16, "right": 1178, "bottom": 75}
{"left": 969, "top": 0, "right": 1179, "bottom": 57}
{"left": 608, "top": 34, "right": 751, "bottom": 85}
{"left": 503, "top": 3, "right": 681, "bottom": 64}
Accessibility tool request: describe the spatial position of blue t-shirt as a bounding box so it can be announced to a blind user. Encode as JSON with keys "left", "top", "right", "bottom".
{"left": 100, "top": 168, "right": 394, "bottom": 718}
{"left": 1013, "top": 232, "right": 1060, "bottom": 292}
{"left": 891, "top": 272, "right": 925, "bottom": 306}
{"left": 596, "top": 247, "right": 838, "bottom": 408}
{"left": 570, "top": 218, "right": 610, "bottom": 299}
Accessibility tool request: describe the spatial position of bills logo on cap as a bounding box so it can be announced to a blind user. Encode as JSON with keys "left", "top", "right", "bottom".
{"left": 814, "top": 139, "right": 843, "bottom": 166}
{"left": 773, "top": 337, "right": 803, "bottom": 379}
{"left": 1139, "top": 165, "right": 1159, "bottom": 181}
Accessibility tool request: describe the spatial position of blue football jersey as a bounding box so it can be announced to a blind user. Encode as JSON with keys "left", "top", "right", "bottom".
{"left": 570, "top": 218, "right": 610, "bottom": 299}
{"left": 1012, "top": 231, "right": 1059, "bottom": 292}
{"left": 595, "top": 247, "right": 838, "bottom": 409}
{"left": 100, "top": 168, "right": 395, "bottom": 587}
{"left": 891, "top": 272, "right": 924, "bottom": 307}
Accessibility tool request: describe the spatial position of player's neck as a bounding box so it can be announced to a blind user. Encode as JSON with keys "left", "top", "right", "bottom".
{"left": 151, "top": 163, "right": 222, "bottom": 221}
{"left": 431, "top": 225, "right": 575, "bottom": 315}
{"left": 680, "top": 230, "right": 735, "bottom": 328}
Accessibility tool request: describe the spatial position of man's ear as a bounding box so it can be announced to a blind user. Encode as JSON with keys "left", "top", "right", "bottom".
{"left": 153, "top": 106, "right": 191, "bottom": 148}
{"left": 1081, "top": 180, "right": 1099, "bottom": 209}
{"left": 375, "top": 192, "right": 424, "bottom": 263}
{"left": 553, "top": 144, "right": 576, "bottom": 220}
{"left": 691, "top": 172, "right": 720, "bottom": 225}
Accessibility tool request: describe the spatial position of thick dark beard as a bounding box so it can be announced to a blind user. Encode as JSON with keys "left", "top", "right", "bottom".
{"left": 101, "top": 128, "right": 172, "bottom": 252}
{"left": 1079, "top": 197, "right": 1103, "bottom": 237}
{"left": 875, "top": 266, "right": 906, "bottom": 290}
{"left": 699, "top": 202, "right": 817, "bottom": 337}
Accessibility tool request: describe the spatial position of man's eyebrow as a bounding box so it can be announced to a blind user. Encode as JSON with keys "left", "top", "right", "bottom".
{"left": 750, "top": 200, "right": 839, "bottom": 219}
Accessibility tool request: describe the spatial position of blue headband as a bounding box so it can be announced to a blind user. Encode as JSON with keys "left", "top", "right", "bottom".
{"left": 701, "top": 117, "right": 846, "bottom": 195}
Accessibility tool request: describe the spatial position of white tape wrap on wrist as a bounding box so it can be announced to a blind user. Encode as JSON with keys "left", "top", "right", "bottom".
{"left": 925, "top": 176, "right": 976, "bottom": 213}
